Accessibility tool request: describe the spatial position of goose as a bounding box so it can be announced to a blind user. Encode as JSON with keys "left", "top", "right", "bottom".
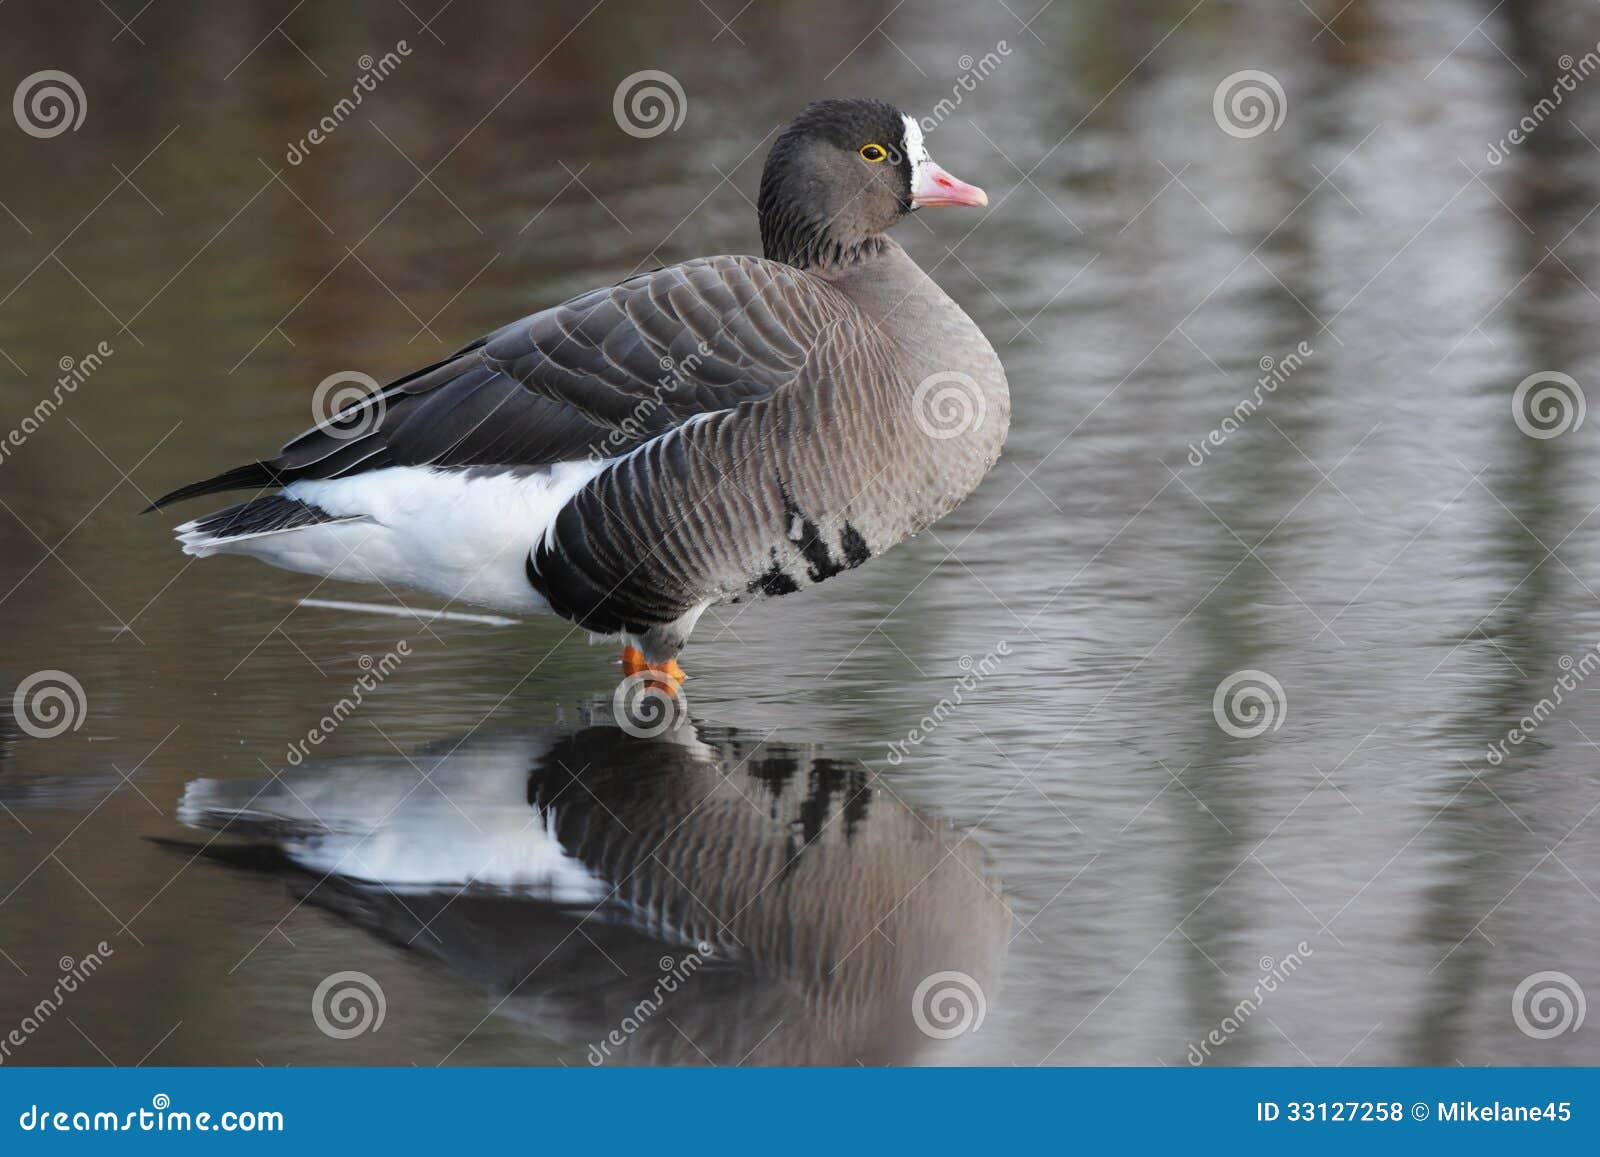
{"left": 150, "top": 98, "right": 1009, "bottom": 687}
{"left": 172, "top": 710, "right": 1010, "bottom": 1064}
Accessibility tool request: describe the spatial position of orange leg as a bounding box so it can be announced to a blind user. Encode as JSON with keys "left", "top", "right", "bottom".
{"left": 621, "top": 645, "right": 686, "bottom": 691}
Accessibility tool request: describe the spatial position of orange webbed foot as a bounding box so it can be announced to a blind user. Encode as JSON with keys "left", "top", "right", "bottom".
{"left": 620, "top": 646, "right": 685, "bottom": 695}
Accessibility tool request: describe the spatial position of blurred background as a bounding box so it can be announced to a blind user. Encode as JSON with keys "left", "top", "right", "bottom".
{"left": 2, "top": 0, "right": 1600, "bottom": 1065}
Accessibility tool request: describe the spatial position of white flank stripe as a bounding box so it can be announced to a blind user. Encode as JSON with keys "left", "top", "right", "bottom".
{"left": 297, "top": 597, "right": 519, "bottom": 627}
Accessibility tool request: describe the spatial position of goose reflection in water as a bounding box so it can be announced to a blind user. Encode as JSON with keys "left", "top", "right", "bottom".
{"left": 172, "top": 708, "right": 1010, "bottom": 1065}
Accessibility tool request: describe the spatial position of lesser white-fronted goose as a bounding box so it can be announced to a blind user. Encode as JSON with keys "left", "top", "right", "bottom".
{"left": 151, "top": 99, "right": 1009, "bottom": 685}
{"left": 173, "top": 712, "right": 1009, "bottom": 1064}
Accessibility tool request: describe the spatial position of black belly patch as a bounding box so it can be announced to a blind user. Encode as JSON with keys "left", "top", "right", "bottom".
{"left": 781, "top": 488, "right": 873, "bottom": 584}
{"left": 840, "top": 522, "right": 872, "bottom": 568}
{"left": 749, "top": 484, "right": 875, "bottom": 598}
{"left": 750, "top": 551, "right": 801, "bottom": 597}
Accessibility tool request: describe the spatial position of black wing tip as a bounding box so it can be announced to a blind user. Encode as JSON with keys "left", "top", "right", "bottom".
{"left": 144, "top": 462, "right": 281, "bottom": 513}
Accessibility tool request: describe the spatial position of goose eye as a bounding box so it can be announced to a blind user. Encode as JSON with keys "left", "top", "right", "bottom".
{"left": 859, "top": 143, "right": 888, "bottom": 163}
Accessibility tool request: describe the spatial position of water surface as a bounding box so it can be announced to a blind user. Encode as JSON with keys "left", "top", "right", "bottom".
{"left": 2, "top": 0, "right": 1599, "bottom": 1065}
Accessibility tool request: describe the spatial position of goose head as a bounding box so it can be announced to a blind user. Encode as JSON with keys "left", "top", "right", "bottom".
{"left": 758, "top": 97, "right": 987, "bottom": 270}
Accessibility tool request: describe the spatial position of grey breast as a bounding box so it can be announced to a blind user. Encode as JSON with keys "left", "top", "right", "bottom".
{"left": 530, "top": 240, "right": 1010, "bottom": 640}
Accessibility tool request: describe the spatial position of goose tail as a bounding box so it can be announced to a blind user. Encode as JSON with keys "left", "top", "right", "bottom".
{"left": 173, "top": 494, "right": 358, "bottom": 556}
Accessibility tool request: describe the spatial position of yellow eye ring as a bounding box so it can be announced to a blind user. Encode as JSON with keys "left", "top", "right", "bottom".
{"left": 859, "top": 143, "right": 888, "bottom": 163}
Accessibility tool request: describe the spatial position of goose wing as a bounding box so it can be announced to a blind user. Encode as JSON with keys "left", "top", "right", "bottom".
{"left": 150, "top": 254, "right": 856, "bottom": 508}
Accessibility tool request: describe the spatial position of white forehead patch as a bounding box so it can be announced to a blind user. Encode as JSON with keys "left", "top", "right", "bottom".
{"left": 902, "top": 112, "right": 928, "bottom": 168}
{"left": 900, "top": 113, "right": 931, "bottom": 180}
